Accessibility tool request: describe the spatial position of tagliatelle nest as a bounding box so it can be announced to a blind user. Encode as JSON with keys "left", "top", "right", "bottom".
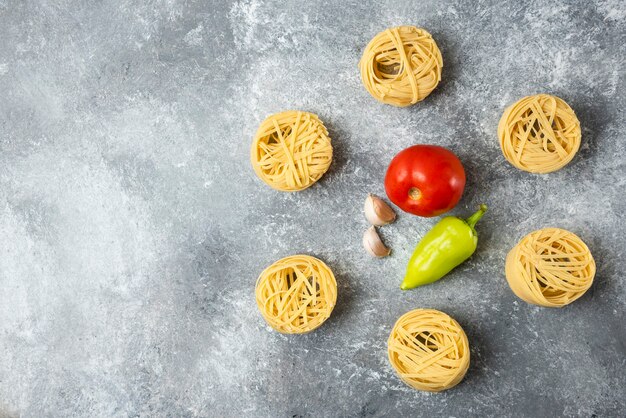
{"left": 498, "top": 94, "right": 581, "bottom": 173}
{"left": 255, "top": 255, "right": 337, "bottom": 334}
{"left": 250, "top": 111, "right": 333, "bottom": 192}
{"left": 505, "top": 228, "right": 595, "bottom": 308}
{"left": 388, "top": 309, "right": 470, "bottom": 392}
{"left": 359, "top": 26, "right": 443, "bottom": 107}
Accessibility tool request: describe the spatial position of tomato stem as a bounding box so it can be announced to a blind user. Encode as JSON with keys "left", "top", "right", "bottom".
{"left": 408, "top": 187, "right": 421, "bottom": 200}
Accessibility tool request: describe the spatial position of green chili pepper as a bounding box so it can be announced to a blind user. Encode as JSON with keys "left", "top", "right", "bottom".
{"left": 400, "top": 204, "right": 488, "bottom": 290}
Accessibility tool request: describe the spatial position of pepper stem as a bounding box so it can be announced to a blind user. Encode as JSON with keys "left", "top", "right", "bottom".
{"left": 465, "top": 204, "right": 488, "bottom": 229}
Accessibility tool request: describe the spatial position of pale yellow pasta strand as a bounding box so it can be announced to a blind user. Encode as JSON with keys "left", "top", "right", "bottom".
{"left": 255, "top": 255, "right": 337, "bottom": 334}
{"left": 505, "top": 228, "right": 595, "bottom": 307}
{"left": 388, "top": 309, "right": 470, "bottom": 392}
{"left": 359, "top": 26, "right": 442, "bottom": 107}
{"left": 251, "top": 111, "right": 333, "bottom": 192}
{"left": 498, "top": 94, "right": 581, "bottom": 173}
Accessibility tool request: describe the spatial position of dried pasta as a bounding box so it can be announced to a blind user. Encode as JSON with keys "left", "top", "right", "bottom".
{"left": 505, "top": 228, "right": 595, "bottom": 308}
{"left": 388, "top": 309, "right": 470, "bottom": 392}
{"left": 255, "top": 255, "right": 337, "bottom": 334}
{"left": 498, "top": 94, "right": 581, "bottom": 173}
{"left": 359, "top": 26, "right": 443, "bottom": 107}
{"left": 250, "top": 110, "right": 333, "bottom": 191}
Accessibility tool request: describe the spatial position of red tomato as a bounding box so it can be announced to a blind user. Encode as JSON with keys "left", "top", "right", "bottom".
{"left": 384, "top": 145, "right": 466, "bottom": 217}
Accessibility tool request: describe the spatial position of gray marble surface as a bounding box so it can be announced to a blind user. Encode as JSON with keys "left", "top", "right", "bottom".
{"left": 1, "top": 0, "right": 625, "bottom": 417}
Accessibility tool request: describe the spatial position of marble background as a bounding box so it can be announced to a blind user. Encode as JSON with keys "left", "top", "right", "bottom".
{"left": 0, "top": 0, "right": 624, "bottom": 416}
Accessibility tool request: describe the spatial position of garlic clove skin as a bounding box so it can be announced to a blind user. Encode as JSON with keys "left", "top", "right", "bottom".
{"left": 363, "top": 226, "right": 391, "bottom": 258}
{"left": 364, "top": 193, "right": 396, "bottom": 226}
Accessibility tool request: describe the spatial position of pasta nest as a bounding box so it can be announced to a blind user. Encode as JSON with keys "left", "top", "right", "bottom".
{"left": 255, "top": 255, "right": 337, "bottom": 334}
{"left": 505, "top": 228, "right": 595, "bottom": 308}
{"left": 387, "top": 309, "right": 470, "bottom": 392}
{"left": 359, "top": 26, "right": 443, "bottom": 107}
{"left": 250, "top": 110, "right": 333, "bottom": 191}
{"left": 498, "top": 94, "right": 581, "bottom": 173}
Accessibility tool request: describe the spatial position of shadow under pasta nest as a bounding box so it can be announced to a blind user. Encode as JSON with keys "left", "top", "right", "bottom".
{"left": 573, "top": 230, "right": 609, "bottom": 304}
{"left": 319, "top": 118, "right": 348, "bottom": 182}
{"left": 325, "top": 271, "right": 356, "bottom": 331}
{"left": 550, "top": 92, "right": 608, "bottom": 170}
{"left": 417, "top": 28, "right": 458, "bottom": 105}
{"left": 299, "top": 256, "right": 355, "bottom": 337}
{"left": 453, "top": 313, "right": 494, "bottom": 392}
{"left": 265, "top": 256, "right": 356, "bottom": 342}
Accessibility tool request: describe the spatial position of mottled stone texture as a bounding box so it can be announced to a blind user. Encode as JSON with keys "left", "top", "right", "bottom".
{"left": 0, "top": 0, "right": 624, "bottom": 416}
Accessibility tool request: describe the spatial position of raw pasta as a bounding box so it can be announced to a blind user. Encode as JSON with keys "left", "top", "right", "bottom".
{"left": 498, "top": 94, "right": 581, "bottom": 173}
{"left": 359, "top": 26, "right": 443, "bottom": 107}
{"left": 505, "top": 228, "right": 595, "bottom": 307}
{"left": 250, "top": 110, "right": 333, "bottom": 191}
{"left": 388, "top": 309, "right": 470, "bottom": 392}
{"left": 255, "top": 255, "right": 337, "bottom": 334}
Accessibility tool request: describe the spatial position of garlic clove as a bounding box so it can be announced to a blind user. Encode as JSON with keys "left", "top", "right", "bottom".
{"left": 363, "top": 226, "right": 391, "bottom": 258}
{"left": 364, "top": 193, "right": 396, "bottom": 226}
